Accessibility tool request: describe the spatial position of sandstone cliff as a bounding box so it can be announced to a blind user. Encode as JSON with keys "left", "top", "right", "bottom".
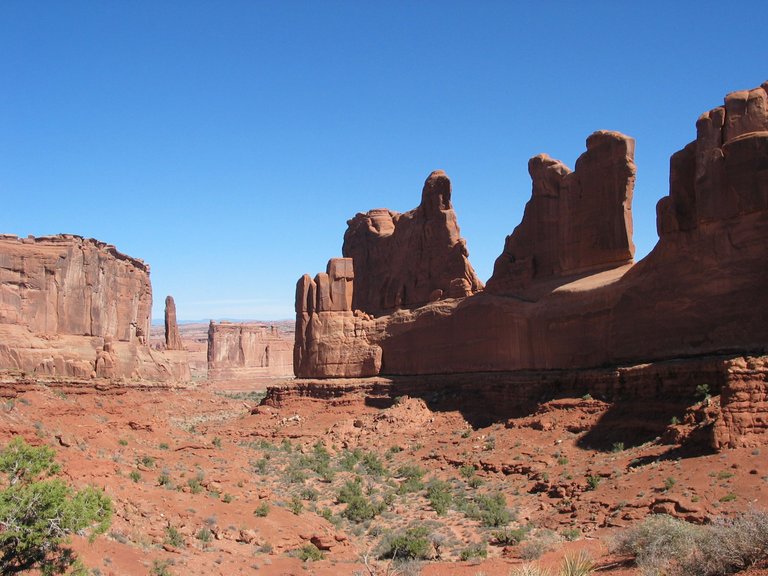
{"left": 343, "top": 170, "right": 483, "bottom": 314}
{"left": 294, "top": 81, "right": 768, "bottom": 444}
{"left": 294, "top": 259, "right": 382, "bottom": 378}
{"left": 207, "top": 321, "right": 293, "bottom": 381}
{"left": 0, "top": 235, "right": 189, "bottom": 382}
{"left": 486, "top": 131, "right": 636, "bottom": 297}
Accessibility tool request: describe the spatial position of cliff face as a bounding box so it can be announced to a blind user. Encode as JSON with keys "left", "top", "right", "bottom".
{"left": 207, "top": 321, "right": 293, "bottom": 381}
{"left": 294, "top": 259, "right": 382, "bottom": 378}
{"left": 0, "top": 235, "right": 151, "bottom": 341}
{"left": 343, "top": 170, "right": 483, "bottom": 315}
{"left": 486, "top": 131, "right": 636, "bottom": 297}
{"left": 293, "top": 82, "right": 768, "bottom": 448}
{"left": 0, "top": 235, "right": 189, "bottom": 382}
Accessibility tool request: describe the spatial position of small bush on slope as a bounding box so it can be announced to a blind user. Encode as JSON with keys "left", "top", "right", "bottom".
{"left": 0, "top": 437, "right": 112, "bottom": 574}
{"left": 614, "top": 511, "right": 768, "bottom": 576}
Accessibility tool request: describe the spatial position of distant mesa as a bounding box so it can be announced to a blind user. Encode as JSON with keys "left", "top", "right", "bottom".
{"left": 207, "top": 321, "right": 293, "bottom": 382}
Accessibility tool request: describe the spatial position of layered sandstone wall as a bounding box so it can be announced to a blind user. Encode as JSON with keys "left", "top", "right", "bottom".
{"left": 295, "top": 81, "right": 768, "bottom": 380}
{"left": 0, "top": 234, "right": 151, "bottom": 341}
{"left": 486, "top": 131, "right": 636, "bottom": 297}
{"left": 343, "top": 170, "right": 483, "bottom": 314}
{"left": 294, "top": 258, "right": 381, "bottom": 378}
{"left": 0, "top": 234, "right": 189, "bottom": 382}
{"left": 207, "top": 321, "right": 293, "bottom": 381}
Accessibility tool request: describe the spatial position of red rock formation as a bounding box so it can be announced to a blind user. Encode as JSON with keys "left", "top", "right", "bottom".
{"left": 487, "top": 131, "right": 636, "bottom": 296}
{"left": 207, "top": 321, "right": 293, "bottom": 381}
{"left": 294, "top": 81, "right": 768, "bottom": 446}
{"left": 0, "top": 234, "right": 151, "bottom": 341}
{"left": 164, "top": 295, "right": 183, "bottom": 350}
{"left": 294, "top": 258, "right": 381, "bottom": 378}
{"left": 0, "top": 234, "right": 190, "bottom": 382}
{"left": 342, "top": 170, "right": 483, "bottom": 314}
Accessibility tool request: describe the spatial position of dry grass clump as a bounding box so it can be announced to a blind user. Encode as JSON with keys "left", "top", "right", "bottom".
{"left": 509, "top": 551, "right": 594, "bottom": 576}
{"left": 614, "top": 510, "right": 768, "bottom": 576}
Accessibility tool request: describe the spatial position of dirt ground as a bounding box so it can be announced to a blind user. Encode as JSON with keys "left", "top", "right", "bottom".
{"left": 0, "top": 377, "right": 766, "bottom": 576}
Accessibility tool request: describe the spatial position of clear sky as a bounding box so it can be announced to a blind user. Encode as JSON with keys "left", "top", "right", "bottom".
{"left": 1, "top": 1, "right": 766, "bottom": 321}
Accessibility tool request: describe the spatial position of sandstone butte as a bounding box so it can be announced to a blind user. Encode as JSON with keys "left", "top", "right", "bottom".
{"left": 207, "top": 321, "right": 293, "bottom": 382}
{"left": 0, "top": 234, "right": 189, "bottom": 382}
{"left": 294, "top": 81, "right": 768, "bottom": 449}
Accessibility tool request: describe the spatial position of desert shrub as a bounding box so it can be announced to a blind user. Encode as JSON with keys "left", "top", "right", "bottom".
{"left": 560, "top": 551, "right": 595, "bottom": 576}
{"left": 361, "top": 452, "right": 386, "bottom": 476}
{"left": 585, "top": 475, "right": 600, "bottom": 491}
{"left": 682, "top": 510, "right": 768, "bottom": 576}
{"left": 338, "top": 448, "right": 363, "bottom": 471}
{"left": 0, "top": 437, "right": 112, "bottom": 575}
{"left": 561, "top": 527, "right": 581, "bottom": 541}
{"left": 475, "top": 491, "right": 512, "bottom": 527}
{"left": 338, "top": 477, "right": 364, "bottom": 503}
{"left": 613, "top": 514, "right": 702, "bottom": 575}
{"left": 164, "top": 525, "right": 184, "bottom": 548}
{"left": 459, "top": 542, "right": 487, "bottom": 560}
{"left": 307, "top": 442, "right": 334, "bottom": 481}
{"left": 518, "top": 530, "right": 562, "bottom": 561}
{"left": 343, "top": 494, "right": 384, "bottom": 523}
{"left": 253, "top": 458, "right": 268, "bottom": 474}
{"left": 378, "top": 526, "right": 433, "bottom": 560}
{"left": 296, "top": 543, "right": 324, "bottom": 561}
{"left": 510, "top": 565, "right": 551, "bottom": 576}
{"left": 150, "top": 559, "right": 173, "bottom": 576}
{"left": 394, "top": 464, "right": 425, "bottom": 496}
{"left": 288, "top": 496, "right": 303, "bottom": 515}
{"left": 196, "top": 527, "right": 212, "bottom": 543}
{"left": 492, "top": 525, "right": 530, "bottom": 545}
{"left": 426, "top": 479, "right": 452, "bottom": 516}
{"left": 254, "top": 502, "right": 270, "bottom": 517}
{"left": 459, "top": 464, "right": 476, "bottom": 479}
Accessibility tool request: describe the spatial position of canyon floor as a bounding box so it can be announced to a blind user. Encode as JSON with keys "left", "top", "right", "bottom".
{"left": 1, "top": 375, "right": 767, "bottom": 576}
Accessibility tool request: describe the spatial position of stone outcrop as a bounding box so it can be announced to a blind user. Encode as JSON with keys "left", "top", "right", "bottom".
{"left": 207, "top": 321, "right": 293, "bottom": 381}
{"left": 342, "top": 170, "right": 483, "bottom": 315}
{"left": 164, "top": 296, "right": 183, "bottom": 350}
{"left": 294, "top": 258, "right": 381, "bottom": 378}
{"left": 294, "top": 81, "right": 768, "bottom": 445}
{"left": 0, "top": 235, "right": 151, "bottom": 341}
{"left": 486, "top": 131, "right": 635, "bottom": 297}
{"left": 0, "top": 234, "right": 189, "bottom": 381}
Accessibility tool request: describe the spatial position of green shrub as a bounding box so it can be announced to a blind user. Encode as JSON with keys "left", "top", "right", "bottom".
{"left": 254, "top": 502, "right": 270, "bottom": 517}
{"left": 361, "top": 452, "right": 386, "bottom": 476}
{"left": 493, "top": 526, "right": 530, "bottom": 545}
{"left": 585, "top": 475, "right": 600, "bottom": 491}
{"left": 164, "top": 525, "right": 184, "bottom": 548}
{"left": 196, "top": 527, "right": 212, "bottom": 543}
{"left": 296, "top": 543, "right": 324, "bottom": 562}
{"left": 426, "top": 479, "right": 452, "bottom": 516}
{"left": 379, "top": 526, "right": 432, "bottom": 560}
{"left": 150, "top": 559, "right": 173, "bottom": 576}
{"left": 475, "top": 492, "right": 512, "bottom": 527}
{"left": 459, "top": 542, "right": 487, "bottom": 560}
{"left": 129, "top": 470, "right": 141, "bottom": 483}
{"left": 288, "top": 496, "right": 303, "bottom": 515}
{"left": 0, "top": 438, "right": 112, "bottom": 575}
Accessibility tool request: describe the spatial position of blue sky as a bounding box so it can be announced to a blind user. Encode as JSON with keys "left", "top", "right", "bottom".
{"left": 1, "top": 1, "right": 766, "bottom": 320}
